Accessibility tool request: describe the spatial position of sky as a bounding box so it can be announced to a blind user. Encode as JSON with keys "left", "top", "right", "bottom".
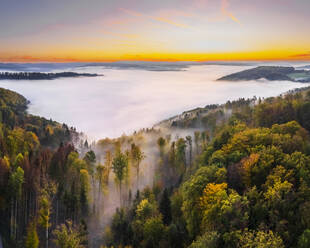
{"left": 0, "top": 0, "right": 310, "bottom": 62}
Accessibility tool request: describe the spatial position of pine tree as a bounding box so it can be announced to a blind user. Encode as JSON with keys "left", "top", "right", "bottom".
{"left": 159, "top": 188, "right": 172, "bottom": 225}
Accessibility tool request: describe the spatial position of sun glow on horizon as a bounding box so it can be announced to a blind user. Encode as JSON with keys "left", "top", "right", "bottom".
{"left": 1, "top": 0, "right": 310, "bottom": 62}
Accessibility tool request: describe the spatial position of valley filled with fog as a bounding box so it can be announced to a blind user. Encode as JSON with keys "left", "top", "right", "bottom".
{"left": 0, "top": 63, "right": 308, "bottom": 139}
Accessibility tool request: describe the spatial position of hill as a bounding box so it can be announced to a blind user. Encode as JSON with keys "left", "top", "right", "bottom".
{"left": 0, "top": 71, "right": 101, "bottom": 80}
{"left": 217, "top": 66, "right": 310, "bottom": 82}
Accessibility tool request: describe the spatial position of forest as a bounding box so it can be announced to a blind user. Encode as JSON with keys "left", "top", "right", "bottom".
{"left": 1, "top": 85, "right": 310, "bottom": 248}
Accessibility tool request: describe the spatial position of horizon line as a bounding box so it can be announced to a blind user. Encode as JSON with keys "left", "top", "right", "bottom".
{"left": 0, "top": 59, "right": 310, "bottom": 64}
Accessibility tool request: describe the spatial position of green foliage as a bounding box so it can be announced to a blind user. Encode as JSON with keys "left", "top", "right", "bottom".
{"left": 143, "top": 216, "right": 165, "bottom": 248}
{"left": 159, "top": 188, "right": 172, "bottom": 225}
{"left": 181, "top": 165, "right": 226, "bottom": 237}
{"left": 38, "top": 195, "right": 51, "bottom": 229}
{"left": 52, "top": 221, "right": 85, "bottom": 248}
{"left": 9, "top": 166, "right": 24, "bottom": 199}
{"left": 298, "top": 229, "right": 310, "bottom": 248}
{"left": 189, "top": 231, "right": 220, "bottom": 248}
{"left": 176, "top": 138, "right": 187, "bottom": 171}
{"left": 112, "top": 151, "right": 129, "bottom": 186}
{"left": 25, "top": 221, "right": 39, "bottom": 248}
{"left": 136, "top": 199, "right": 157, "bottom": 220}
{"left": 238, "top": 229, "right": 284, "bottom": 248}
{"left": 83, "top": 150, "right": 96, "bottom": 175}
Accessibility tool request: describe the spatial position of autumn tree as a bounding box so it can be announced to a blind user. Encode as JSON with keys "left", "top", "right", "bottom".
{"left": 112, "top": 150, "right": 128, "bottom": 206}
{"left": 9, "top": 166, "right": 24, "bottom": 239}
{"left": 25, "top": 221, "right": 39, "bottom": 248}
{"left": 38, "top": 192, "right": 51, "bottom": 248}
{"left": 238, "top": 229, "right": 284, "bottom": 248}
{"left": 130, "top": 143, "right": 145, "bottom": 188}
{"left": 104, "top": 150, "right": 112, "bottom": 185}
{"left": 95, "top": 163, "right": 105, "bottom": 213}
{"left": 52, "top": 220, "right": 85, "bottom": 248}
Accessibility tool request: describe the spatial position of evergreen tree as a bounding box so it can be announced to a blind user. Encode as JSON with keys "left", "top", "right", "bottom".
{"left": 159, "top": 188, "right": 172, "bottom": 225}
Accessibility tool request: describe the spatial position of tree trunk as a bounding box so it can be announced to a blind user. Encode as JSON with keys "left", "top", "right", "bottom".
{"left": 10, "top": 199, "right": 14, "bottom": 238}
{"left": 137, "top": 166, "right": 139, "bottom": 190}
{"left": 119, "top": 183, "right": 122, "bottom": 207}
{"left": 56, "top": 199, "right": 59, "bottom": 225}
{"left": 92, "top": 176, "right": 96, "bottom": 214}
{"left": 46, "top": 225, "right": 48, "bottom": 248}
{"left": 14, "top": 199, "right": 17, "bottom": 240}
{"left": 98, "top": 178, "right": 102, "bottom": 215}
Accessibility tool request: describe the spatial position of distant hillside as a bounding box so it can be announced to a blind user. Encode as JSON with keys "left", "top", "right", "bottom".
{"left": 0, "top": 71, "right": 101, "bottom": 80}
{"left": 217, "top": 66, "right": 310, "bottom": 82}
{"left": 0, "top": 87, "right": 78, "bottom": 148}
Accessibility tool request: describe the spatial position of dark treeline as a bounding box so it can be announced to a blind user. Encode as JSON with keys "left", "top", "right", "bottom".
{"left": 0, "top": 72, "right": 100, "bottom": 80}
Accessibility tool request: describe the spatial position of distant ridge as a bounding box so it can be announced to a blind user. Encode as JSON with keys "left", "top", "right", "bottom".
{"left": 217, "top": 66, "right": 310, "bottom": 82}
{"left": 0, "top": 71, "right": 101, "bottom": 80}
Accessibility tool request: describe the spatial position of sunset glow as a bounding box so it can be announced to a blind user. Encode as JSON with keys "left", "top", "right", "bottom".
{"left": 1, "top": 0, "right": 310, "bottom": 62}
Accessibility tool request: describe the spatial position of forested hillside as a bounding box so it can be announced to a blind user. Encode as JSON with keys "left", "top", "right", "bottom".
{"left": 103, "top": 87, "right": 310, "bottom": 248}
{"left": 0, "top": 88, "right": 84, "bottom": 247}
{"left": 1, "top": 86, "right": 310, "bottom": 248}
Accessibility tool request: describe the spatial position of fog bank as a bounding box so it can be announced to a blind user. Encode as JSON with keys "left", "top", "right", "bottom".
{"left": 0, "top": 64, "right": 308, "bottom": 139}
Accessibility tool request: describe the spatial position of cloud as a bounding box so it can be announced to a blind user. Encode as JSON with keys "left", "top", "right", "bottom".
{"left": 290, "top": 52, "right": 310, "bottom": 58}
{"left": 221, "top": 0, "right": 241, "bottom": 24}
{"left": 119, "top": 8, "right": 189, "bottom": 28}
{"left": 102, "top": 29, "right": 140, "bottom": 39}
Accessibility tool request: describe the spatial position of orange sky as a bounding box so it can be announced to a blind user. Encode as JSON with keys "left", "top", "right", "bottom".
{"left": 1, "top": 0, "right": 309, "bottom": 62}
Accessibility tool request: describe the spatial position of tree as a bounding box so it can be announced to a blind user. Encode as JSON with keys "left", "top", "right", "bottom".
{"left": 182, "top": 166, "right": 226, "bottom": 238}
{"left": 176, "top": 138, "right": 187, "bottom": 173}
{"left": 186, "top": 136, "right": 193, "bottom": 167}
{"left": 79, "top": 169, "right": 89, "bottom": 215}
{"left": 136, "top": 199, "right": 157, "bottom": 220}
{"left": 112, "top": 151, "right": 128, "bottom": 206}
{"left": 189, "top": 231, "right": 219, "bottom": 248}
{"left": 159, "top": 188, "right": 172, "bottom": 225}
{"left": 168, "top": 142, "right": 176, "bottom": 169}
{"left": 83, "top": 150, "right": 96, "bottom": 176}
{"left": 143, "top": 216, "right": 165, "bottom": 248}
{"left": 201, "top": 131, "right": 210, "bottom": 149}
{"left": 110, "top": 208, "right": 130, "bottom": 246}
{"left": 194, "top": 131, "right": 200, "bottom": 155}
{"left": 9, "top": 166, "right": 24, "bottom": 239}
{"left": 238, "top": 229, "right": 284, "bottom": 248}
{"left": 298, "top": 229, "right": 310, "bottom": 248}
{"left": 104, "top": 150, "right": 112, "bottom": 185}
{"left": 84, "top": 150, "right": 96, "bottom": 214}
{"left": 200, "top": 183, "right": 248, "bottom": 232}
{"left": 25, "top": 221, "right": 39, "bottom": 248}
{"left": 95, "top": 164, "right": 105, "bottom": 213}
{"left": 52, "top": 221, "right": 85, "bottom": 248}
{"left": 157, "top": 137, "right": 166, "bottom": 160}
{"left": 130, "top": 143, "right": 145, "bottom": 188}
{"left": 38, "top": 193, "right": 51, "bottom": 248}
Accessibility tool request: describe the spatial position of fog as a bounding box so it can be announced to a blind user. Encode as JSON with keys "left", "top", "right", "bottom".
{"left": 0, "top": 64, "right": 308, "bottom": 140}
